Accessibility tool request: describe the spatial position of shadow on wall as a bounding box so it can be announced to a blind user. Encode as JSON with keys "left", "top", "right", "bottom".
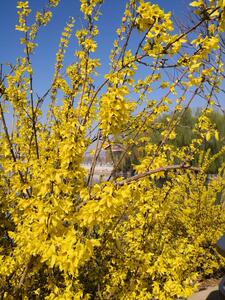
{"left": 206, "top": 290, "right": 220, "bottom": 300}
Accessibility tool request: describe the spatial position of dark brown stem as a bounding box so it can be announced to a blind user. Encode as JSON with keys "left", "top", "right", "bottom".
{"left": 162, "top": 7, "right": 219, "bottom": 54}
{"left": 25, "top": 33, "right": 40, "bottom": 159}
{"left": 117, "top": 164, "right": 200, "bottom": 186}
{"left": 0, "top": 104, "right": 30, "bottom": 195}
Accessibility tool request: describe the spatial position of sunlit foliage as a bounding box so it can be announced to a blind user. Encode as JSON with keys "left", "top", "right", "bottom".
{"left": 1, "top": 0, "right": 225, "bottom": 299}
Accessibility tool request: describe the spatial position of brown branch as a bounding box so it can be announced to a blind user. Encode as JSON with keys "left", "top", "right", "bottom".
{"left": 25, "top": 33, "right": 40, "bottom": 159}
{"left": 120, "top": 21, "right": 134, "bottom": 65}
{"left": 77, "top": 163, "right": 200, "bottom": 211}
{"left": 14, "top": 257, "right": 34, "bottom": 298}
{"left": 162, "top": 7, "right": 219, "bottom": 54}
{"left": 88, "top": 132, "right": 107, "bottom": 188}
{"left": 116, "top": 164, "right": 200, "bottom": 186}
{"left": 0, "top": 104, "right": 17, "bottom": 163}
{"left": 0, "top": 103, "right": 31, "bottom": 197}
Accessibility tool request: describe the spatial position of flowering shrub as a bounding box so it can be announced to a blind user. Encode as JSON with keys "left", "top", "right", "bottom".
{"left": 1, "top": 0, "right": 225, "bottom": 299}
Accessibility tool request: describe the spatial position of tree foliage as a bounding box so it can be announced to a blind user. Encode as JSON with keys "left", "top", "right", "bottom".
{"left": 1, "top": 0, "right": 225, "bottom": 299}
{"left": 138, "top": 109, "right": 225, "bottom": 174}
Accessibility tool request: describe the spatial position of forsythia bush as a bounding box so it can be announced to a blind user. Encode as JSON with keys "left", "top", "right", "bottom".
{"left": 1, "top": 0, "right": 225, "bottom": 299}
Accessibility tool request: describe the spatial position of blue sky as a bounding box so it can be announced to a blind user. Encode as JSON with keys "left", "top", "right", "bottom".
{"left": 0, "top": 0, "right": 191, "bottom": 98}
